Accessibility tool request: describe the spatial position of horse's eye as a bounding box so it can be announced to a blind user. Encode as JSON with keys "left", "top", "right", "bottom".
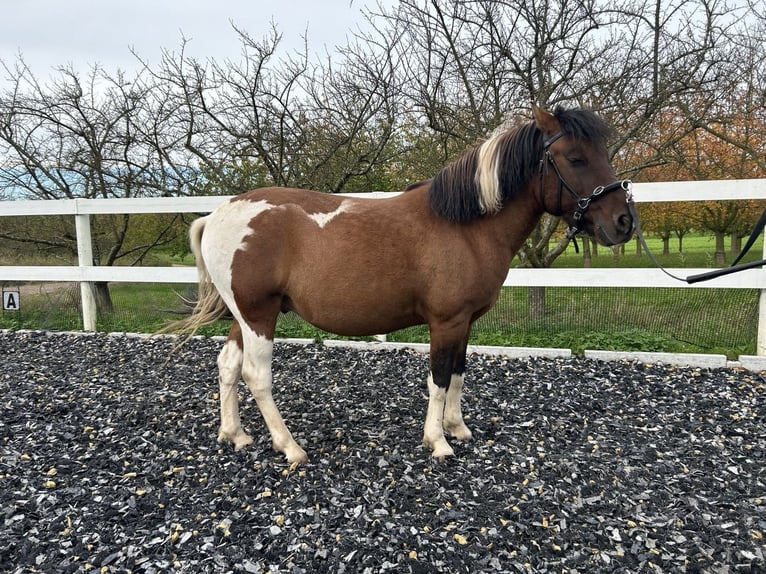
{"left": 568, "top": 157, "right": 586, "bottom": 166}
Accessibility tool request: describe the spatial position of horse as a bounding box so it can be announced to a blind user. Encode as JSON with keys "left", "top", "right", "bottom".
{"left": 173, "top": 103, "right": 634, "bottom": 464}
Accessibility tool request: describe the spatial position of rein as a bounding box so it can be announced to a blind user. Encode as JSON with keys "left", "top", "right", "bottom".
{"left": 538, "top": 131, "right": 633, "bottom": 252}
{"left": 630, "top": 201, "right": 766, "bottom": 284}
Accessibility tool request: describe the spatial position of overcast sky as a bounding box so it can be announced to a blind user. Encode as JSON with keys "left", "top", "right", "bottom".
{"left": 0, "top": 0, "right": 378, "bottom": 80}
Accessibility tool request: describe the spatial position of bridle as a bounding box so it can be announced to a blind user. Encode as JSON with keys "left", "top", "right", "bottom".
{"left": 538, "top": 131, "right": 633, "bottom": 244}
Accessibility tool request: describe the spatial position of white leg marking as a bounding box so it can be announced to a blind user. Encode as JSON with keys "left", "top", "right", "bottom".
{"left": 422, "top": 373, "right": 455, "bottom": 459}
{"left": 240, "top": 328, "right": 308, "bottom": 464}
{"left": 216, "top": 339, "right": 253, "bottom": 450}
{"left": 444, "top": 373, "right": 473, "bottom": 441}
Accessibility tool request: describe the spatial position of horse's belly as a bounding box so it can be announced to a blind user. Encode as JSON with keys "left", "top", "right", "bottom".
{"left": 286, "top": 295, "right": 422, "bottom": 337}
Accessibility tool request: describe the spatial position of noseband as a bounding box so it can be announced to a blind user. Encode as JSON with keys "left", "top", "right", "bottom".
{"left": 538, "top": 131, "right": 632, "bottom": 242}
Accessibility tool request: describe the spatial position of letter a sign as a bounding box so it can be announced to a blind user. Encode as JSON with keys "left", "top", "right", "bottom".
{"left": 3, "top": 290, "right": 20, "bottom": 311}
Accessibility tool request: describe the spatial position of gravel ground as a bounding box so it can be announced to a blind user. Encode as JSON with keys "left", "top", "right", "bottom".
{"left": 1, "top": 330, "right": 764, "bottom": 573}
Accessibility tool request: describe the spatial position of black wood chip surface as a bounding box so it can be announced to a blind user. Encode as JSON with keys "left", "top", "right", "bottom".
{"left": 1, "top": 330, "right": 764, "bottom": 573}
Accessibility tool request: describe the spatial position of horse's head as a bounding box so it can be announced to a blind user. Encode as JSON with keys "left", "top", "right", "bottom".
{"left": 533, "top": 103, "right": 634, "bottom": 246}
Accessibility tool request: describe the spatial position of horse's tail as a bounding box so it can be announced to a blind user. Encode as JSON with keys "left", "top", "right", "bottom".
{"left": 159, "top": 216, "right": 230, "bottom": 337}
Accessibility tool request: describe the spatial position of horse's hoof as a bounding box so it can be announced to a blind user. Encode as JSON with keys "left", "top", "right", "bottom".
{"left": 283, "top": 445, "right": 309, "bottom": 465}
{"left": 432, "top": 448, "right": 456, "bottom": 460}
{"left": 233, "top": 438, "right": 254, "bottom": 451}
{"left": 447, "top": 424, "right": 473, "bottom": 442}
{"left": 218, "top": 428, "right": 253, "bottom": 450}
{"left": 425, "top": 437, "right": 455, "bottom": 459}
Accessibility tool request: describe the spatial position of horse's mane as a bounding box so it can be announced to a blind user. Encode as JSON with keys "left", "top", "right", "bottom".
{"left": 428, "top": 107, "right": 613, "bottom": 223}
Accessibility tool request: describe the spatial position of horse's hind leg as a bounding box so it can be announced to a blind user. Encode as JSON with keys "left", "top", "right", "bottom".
{"left": 216, "top": 321, "right": 253, "bottom": 450}
{"left": 238, "top": 319, "right": 308, "bottom": 464}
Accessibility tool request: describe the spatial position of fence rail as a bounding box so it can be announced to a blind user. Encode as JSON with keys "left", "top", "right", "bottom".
{"left": 2, "top": 180, "right": 766, "bottom": 353}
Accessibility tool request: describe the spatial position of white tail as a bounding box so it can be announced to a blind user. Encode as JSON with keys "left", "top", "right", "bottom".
{"left": 159, "top": 216, "right": 230, "bottom": 336}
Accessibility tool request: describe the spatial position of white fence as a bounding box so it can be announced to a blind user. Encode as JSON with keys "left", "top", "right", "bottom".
{"left": 2, "top": 180, "right": 766, "bottom": 354}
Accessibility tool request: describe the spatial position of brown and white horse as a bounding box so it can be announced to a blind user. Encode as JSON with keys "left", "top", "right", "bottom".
{"left": 175, "top": 104, "right": 634, "bottom": 464}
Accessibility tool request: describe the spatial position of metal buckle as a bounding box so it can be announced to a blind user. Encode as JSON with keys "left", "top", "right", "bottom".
{"left": 622, "top": 180, "right": 633, "bottom": 201}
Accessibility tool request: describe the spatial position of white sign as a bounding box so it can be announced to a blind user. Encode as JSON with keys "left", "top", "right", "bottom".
{"left": 2, "top": 290, "right": 20, "bottom": 311}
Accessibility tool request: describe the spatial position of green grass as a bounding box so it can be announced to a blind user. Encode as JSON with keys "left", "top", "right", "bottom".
{"left": 1, "top": 282, "right": 757, "bottom": 359}
{"left": 550, "top": 235, "right": 762, "bottom": 269}
{"left": 387, "top": 286, "right": 757, "bottom": 358}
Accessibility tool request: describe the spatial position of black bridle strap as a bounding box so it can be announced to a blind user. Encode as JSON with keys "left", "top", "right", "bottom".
{"left": 543, "top": 131, "right": 565, "bottom": 149}
{"left": 537, "top": 131, "right": 565, "bottom": 215}
{"left": 567, "top": 180, "right": 633, "bottom": 237}
{"left": 541, "top": 131, "right": 766, "bottom": 283}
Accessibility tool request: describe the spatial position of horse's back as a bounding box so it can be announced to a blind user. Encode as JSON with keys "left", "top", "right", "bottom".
{"left": 232, "top": 186, "right": 347, "bottom": 209}
{"left": 207, "top": 186, "right": 427, "bottom": 238}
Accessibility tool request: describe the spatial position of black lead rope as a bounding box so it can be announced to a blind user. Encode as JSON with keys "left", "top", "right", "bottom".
{"left": 629, "top": 201, "right": 688, "bottom": 282}
{"left": 629, "top": 201, "right": 766, "bottom": 284}
{"left": 685, "top": 206, "right": 766, "bottom": 283}
{"left": 686, "top": 258, "right": 766, "bottom": 283}
{"left": 729, "top": 205, "right": 766, "bottom": 268}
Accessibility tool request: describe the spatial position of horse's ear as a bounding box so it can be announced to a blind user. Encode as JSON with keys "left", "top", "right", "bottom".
{"left": 531, "top": 102, "right": 560, "bottom": 137}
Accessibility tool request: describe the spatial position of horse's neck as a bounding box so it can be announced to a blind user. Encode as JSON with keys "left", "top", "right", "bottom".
{"left": 488, "top": 186, "right": 545, "bottom": 256}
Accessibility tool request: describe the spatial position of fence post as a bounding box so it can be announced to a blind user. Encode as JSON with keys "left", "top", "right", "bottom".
{"left": 758, "top": 240, "right": 766, "bottom": 355}
{"left": 75, "top": 213, "right": 97, "bottom": 331}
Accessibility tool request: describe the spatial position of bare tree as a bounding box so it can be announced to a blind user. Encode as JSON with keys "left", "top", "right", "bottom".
{"left": 683, "top": 1, "right": 766, "bottom": 174}
{"left": 0, "top": 60, "right": 193, "bottom": 308}
{"left": 151, "top": 23, "right": 404, "bottom": 195}
{"left": 2, "top": 0, "right": 763, "bottom": 316}
{"left": 296, "top": 33, "right": 404, "bottom": 192}
{"left": 368, "top": 0, "right": 624, "bottom": 315}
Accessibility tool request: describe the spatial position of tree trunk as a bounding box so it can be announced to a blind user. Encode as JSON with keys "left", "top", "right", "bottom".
{"left": 715, "top": 232, "right": 726, "bottom": 265}
{"left": 731, "top": 232, "right": 742, "bottom": 255}
{"left": 528, "top": 286, "right": 545, "bottom": 319}
{"left": 94, "top": 282, "right": 114, "bottom": 312}
{"left": 582, "top": 238, "right": 592, "bottom": 268}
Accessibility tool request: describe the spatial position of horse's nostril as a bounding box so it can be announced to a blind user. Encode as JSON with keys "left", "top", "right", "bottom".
{"left": 617, "top": 213, "right": 633, "bottom": 235}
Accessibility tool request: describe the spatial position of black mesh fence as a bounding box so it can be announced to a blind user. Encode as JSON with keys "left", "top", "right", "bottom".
{"left": 1, "top": 281, "right": 759, "bottom": 358}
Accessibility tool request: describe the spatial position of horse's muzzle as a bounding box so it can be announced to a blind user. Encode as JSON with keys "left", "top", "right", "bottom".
{"left": 568, "top": 180, "right": 634, "bottom": 246}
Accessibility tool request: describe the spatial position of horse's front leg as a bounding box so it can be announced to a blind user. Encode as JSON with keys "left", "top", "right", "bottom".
{"left": 423, "top": 327, "right": 472, "bottom": 458}
{"left": 216, "top": 322, "right": 253, "bottom": 450}
{"left": 444, "top": 372, "right": 473, "bottom": 442}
